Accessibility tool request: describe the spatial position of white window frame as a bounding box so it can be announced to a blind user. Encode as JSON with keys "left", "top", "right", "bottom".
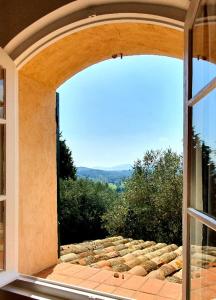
{"left": 3, "top": 274, "right": 131, "bottom": 300}
{"left": 183, "top": 0, "right": 216, "bottom": 299}
{"left": 0, "top": 47, "right": 19, "bottom": 287}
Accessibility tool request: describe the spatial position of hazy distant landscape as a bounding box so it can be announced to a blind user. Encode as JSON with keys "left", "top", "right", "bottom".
{"left": 77, "top": 165, "right": 132, "bottom": 184}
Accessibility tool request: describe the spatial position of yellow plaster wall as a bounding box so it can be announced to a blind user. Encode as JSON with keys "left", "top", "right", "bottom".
{"left": 193, "top": 23, "right": 216, "bottom": 63}
{"left": 21, "top": 23, "right": 183, "bottom": 89}
{"left": 19, "top": 73, "right": 58, "bottom": 275}
{"left": 19, "top": 22, "right": 183, "bottom": 274}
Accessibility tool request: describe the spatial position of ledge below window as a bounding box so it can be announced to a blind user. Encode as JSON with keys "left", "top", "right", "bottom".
{"left": 1, "top": 274, "right": 131, "bottom": 300}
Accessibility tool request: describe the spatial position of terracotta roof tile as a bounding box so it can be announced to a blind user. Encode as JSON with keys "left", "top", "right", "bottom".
{"left": 60, "top": 236, "right": 183, "bottom": 283}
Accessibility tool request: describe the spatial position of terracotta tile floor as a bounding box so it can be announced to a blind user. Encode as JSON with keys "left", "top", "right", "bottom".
{"left": 37, "top": 263, "right": 182, "bottom": 299}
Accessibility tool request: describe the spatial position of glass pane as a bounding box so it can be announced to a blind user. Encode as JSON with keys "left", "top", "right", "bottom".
{"left": 0, "top": 201, "right": 5, "bottom": 271}
{"left": 190, "top": 217, "right": 216, "bottom": 299}
{"left": 0, "top": 68, "right": 5, "bottom": 119}
{"left": 192, "top": 0, "right": 216, "bottom": 96}
{"left": 191, "top": 89, "right": 216, "bottom": 218}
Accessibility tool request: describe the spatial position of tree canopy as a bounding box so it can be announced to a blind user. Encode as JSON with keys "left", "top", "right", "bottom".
{"left": 102, "top": 149, "right": 183, "bottom": 245}
{"left": 59, "top": 178, "right": 118, "bottom": 244}
{"left": 59, "top": 133, "right": 77, "bottom": 180}
{"left": 58, "top": 141, "right": 183, "bottom": 246}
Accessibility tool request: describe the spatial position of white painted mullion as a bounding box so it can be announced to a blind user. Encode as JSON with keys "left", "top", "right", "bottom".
{"left": 0, "top": 271, "right": 19, "bottom": 288}
{"left": 0, "top": 47, "right": 18, "bottom": 279}
{"left": 5, "top": 48, "right": 18, "bottom": 273}
{"left": 0, "top": 119, "right": 6, "bottom": 125}
{"left": 0, "top": 195, "right": 6, "bottom": 202}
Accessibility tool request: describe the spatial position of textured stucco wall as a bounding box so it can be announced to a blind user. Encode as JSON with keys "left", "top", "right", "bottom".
{"left": 21, "top": 23, "right": 183, "bottom": 89}
{"left": 193, "top": 23, "right": 216, "bottom": 64}
{"left": 19, "top": 73, "right": 58, "bottom": 275}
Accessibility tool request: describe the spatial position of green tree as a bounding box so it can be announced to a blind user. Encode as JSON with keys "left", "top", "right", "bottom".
{"left": 59, "top": 134, "right": 77, "bottom": 180}
{"left": 153, "top": 149, "right": 183, "bottom": 244}
{"left": 59, "top": 178, "right": 118, "bottom": 244}
{"left": 102, "top": 196, "right": 129, "bottom": 236}
{"left": 102, "top": 149, "right": 183, "bottom": 245}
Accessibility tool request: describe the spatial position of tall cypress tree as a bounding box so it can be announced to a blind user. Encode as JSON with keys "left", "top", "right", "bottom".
{"left": 59, "top": 133, "right": 77, "bottom": 180}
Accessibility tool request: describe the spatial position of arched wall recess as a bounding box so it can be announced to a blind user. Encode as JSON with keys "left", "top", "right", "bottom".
{"left": 19, "top": 22, "right": 184, "bottom": 89}
{"left": 15, "top": 1, "right": 185, "bottom": 275}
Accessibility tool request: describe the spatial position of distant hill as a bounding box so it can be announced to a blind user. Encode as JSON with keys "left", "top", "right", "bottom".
{"left": 77, "top": 167, "right": 132, "bottom": 184}
{"left": 93, "top": 164, "right": 132, "bottom": 171}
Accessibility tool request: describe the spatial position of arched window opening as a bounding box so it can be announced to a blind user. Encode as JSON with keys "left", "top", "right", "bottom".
{"left": 45, "top": 55, "right": 184, "bottom": 298}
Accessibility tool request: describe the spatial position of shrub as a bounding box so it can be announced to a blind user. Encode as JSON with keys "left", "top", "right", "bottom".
{"left": 102, "top": 149, "right": 183, "bottom": 245}
{"left": 59, "top": 178, "right": 118, "bottom": 244}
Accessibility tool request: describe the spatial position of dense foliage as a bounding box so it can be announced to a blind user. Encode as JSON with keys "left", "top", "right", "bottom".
{"left": 59, "top": 142, "right": 183, "bottom": 246}
{"left": 102, "top": 149, "right": 183, "bottom": 245}
{"left": 59, "top": 178, "right": 118, "bottom": 244}
{"left": 59, "top": 134, "right": 77, "bottom": 180}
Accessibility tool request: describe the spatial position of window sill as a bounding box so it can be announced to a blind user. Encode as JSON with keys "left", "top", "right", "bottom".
{"left": 1, "top": 274, "right": 132, "bottom": 300}
{"left": 0, "top": 271, "right": 19, "bottom": 288}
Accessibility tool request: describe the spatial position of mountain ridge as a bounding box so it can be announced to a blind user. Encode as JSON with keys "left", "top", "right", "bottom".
{"left": 77, "top": 166, "right": 132, "bottom": 184}
{"left": 91, "top": 164, "right": 132, "bottom": 171}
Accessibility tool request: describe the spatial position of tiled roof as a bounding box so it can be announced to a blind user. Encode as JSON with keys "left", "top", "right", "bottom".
{"left": 37, "top": 237, "right": 216, "bottom": 299}
{"left": 60, "top": 236, "right": 183, "bottom": 284}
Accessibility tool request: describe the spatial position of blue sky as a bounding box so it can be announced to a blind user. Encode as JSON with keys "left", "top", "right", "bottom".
{"left": 57, "top": 55, "right": 183, "bottom": 168}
